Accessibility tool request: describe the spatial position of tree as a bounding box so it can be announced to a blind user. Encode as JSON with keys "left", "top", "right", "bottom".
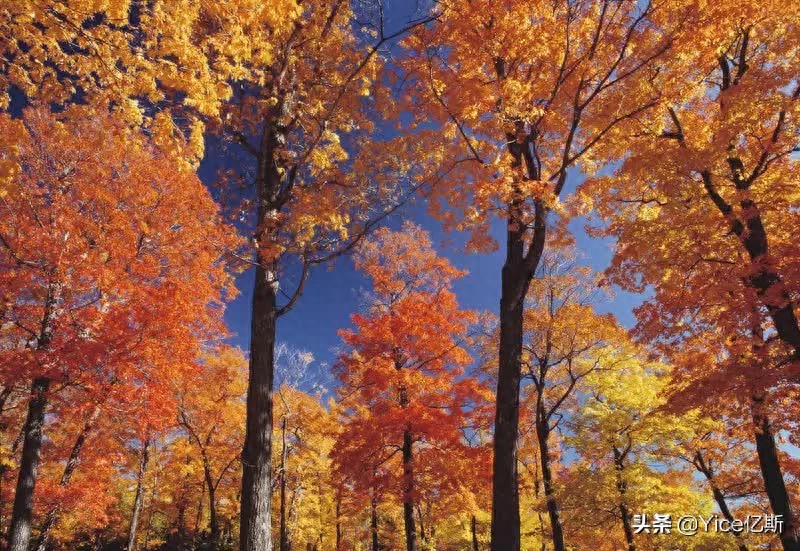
{"left": 0, "top": 108, "right": 237, "bottom": 551}
{"left": 564, "top": 353, "right": 731, "bottom": 551}
{"left": 272, "top": 385, "right": 338, "bottom": 551}
{"left": 517, "top": 255, "right": 628, "bottom": 550}
{"left": 204, "top": 4, "right": 438, "bottom": 548}
{"left": 333, "top": 223, "right": 481, "bottom": 551}
{"left": 177, "top": 347, "right": 247, "bottom": 550}
{"left": 401, "top": 3, "right": 688, "bottom": 547}
{"left": 587, "top": 2, "right": 800, "bottom": 362}
{"left": 1, "top": 0, "right": 301, "bottom": 150}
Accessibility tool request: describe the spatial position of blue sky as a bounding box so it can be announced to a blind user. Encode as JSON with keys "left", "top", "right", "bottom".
{"left": 215, "top": 183, "right": 644, "bottom": 376}
{"left": 207, "top": 0, "right": 647, "bottom": 378}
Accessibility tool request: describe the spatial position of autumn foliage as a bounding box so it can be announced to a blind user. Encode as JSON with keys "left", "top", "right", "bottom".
{"left": 2, "top": 1, "right": 800, "bottom": 551}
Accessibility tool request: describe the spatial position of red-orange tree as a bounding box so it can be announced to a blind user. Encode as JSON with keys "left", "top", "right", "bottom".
{"left": 333, "top": 223, "right": 482, "bottom": 551}
{"left": 0, "top": 108, "right": 238, "bottom": 551}
{"left": 400, "top": 3, "right": 691, "bottom": 547}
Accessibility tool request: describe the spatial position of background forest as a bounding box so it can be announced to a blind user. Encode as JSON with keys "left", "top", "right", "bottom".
{"left": 1, "top": 1, "right": 799, "bottom": 550}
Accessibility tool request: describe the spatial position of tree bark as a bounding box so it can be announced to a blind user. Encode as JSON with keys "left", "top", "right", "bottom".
{"left": 204, "top": 462, "right": 219, "bottom": 549}
{"left": 127, "top": 439, "right": 150, "bottom": 551}
{"left": 751, "top": 395, "right": 800, "bottom": 551}
{"left": 699, "top": 167, "right": 800, "bottom": 357}
{"left": 34, "top": 407, "right": 100, "bottom": 551}
{"left": 335, "top": 492, "right": 342, "bottom": 551}
{"left": 194, "top": 478, "right": 205, "bottom": 544}
{"left": 693, "top": 449, "right": 748, "bottom": 551}
{"left": 491, "top": 247, "right": 525, "bottom": 551}
{"left": 280, "top": 416, "right": 289, "bottom": 551}
{"left": 240, "top": 250, "right": 278, "bottom": 551}
{"left": 471, "top": 515, "right": 480, "bottom": 551}
{"left": 142, "top": 468, "right": 159, "bottom": 551}
{"left": 491, "top": 123, "right": 546, "bottom": 549}
{"left": 8, "top": 377, "right": 50, "bottom": 551}
{"left": 536, "top": 406, "right": 566, "bottom": 551}
{"left": 371, "top": 491, "right": 379, "bottom": 551}
{"left": 402, "top": 429, "right": 416, "bottom": 551}
{"left": 612, "top": 447, "right": 636, "bottom": 551}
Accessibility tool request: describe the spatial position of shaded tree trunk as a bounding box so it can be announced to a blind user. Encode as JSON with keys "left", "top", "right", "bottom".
{"left": 142, "top": 467, "right": 159, "bottom": 551}
{"left": 127, "top": 439, "right": 150, "bottom": 551}
{"left": 194, "top": 478, "right": 205, "bottom": 545}
{"left": 335, "top": 492, "right": 342, "bottom": 551}
{"left": 35, "top": 407, "right": 100, "bottom": 551}
{"left": 280, "top": 416, "right": 289, "bottom": 551}
{"left": 8, "top": 377, "right": 50, "bottom": 551}
{"left": 371, "top": 492, "right": 379, "bottom": 551}
{"left": 491, "top": 122, "right": 546, "bottom": 551}
{"left": 699, "top": 166, "right": 800, "bottom": 357}
{"left": 491, "top": 253, "right": 524, "bottom": 551}
{"left": 336, "top": 492, "right": 342, "bottom": 551}
{"left": 240, "top": 249, "right": 278, "bottom": 551}
{"left": 471, "top": 515, "right": 479, "bottom": 551}
{"left": 536, "top": 404, "right": 565, "bottom": 551}
{"left": 612, "top": 447, "right": 636, "bottom": 551}
{"left": 751, "top": 395, "right": 800, "bottom": 551}
{"left": 402, "top": 429, "right": 416, "bottom": 551}
{"left": 203, "top": 462, "right": 219, "bottom": 549}
{"left": 693, "top": 449, "right": 748, "bottom": 551}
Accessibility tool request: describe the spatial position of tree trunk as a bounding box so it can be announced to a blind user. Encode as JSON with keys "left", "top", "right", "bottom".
{"left": 194, "top": 478, "right": 205, "bottom": 544}
{"left": 371, "top": 491, "right": 379, "bottom": 551}
{"left": 471, "top": 515, "right": 480, "bottom": 551}
{"left": 693, "top": 450, "right": 748, "bottom": 551}
{"left": 280, "top": 416, "right": 289, "bottom": 551}
{"left": 402, "top": 428, "right": 416, "bottom": 551}
{"left": 491, "top": 162, "right": 546, "bottom": 551}
{"left": 204, "top": 462, "right": 219, "bottom": 549}
{"left": 335, "top": 493, "right": 342, "bottom": 551}
{"left": 612, "top": 447, "right": 636, "bottom": 551}
{"left": 491, "top": 238, "right": 525, "bottom": 551}
{"left": 8, "top": 377, "right": 50, "bottom": 551}
{"left": 751, "top": 395, "right": 800, "bottom": 551}
{"left": 142, "top": 468, "right": 159, "bottom": 551}
{"left": 240, "top": 251, "right": 278, "bottom": 551}
{"left": 35, "top": 407, "right": 100, "bottom": 551}
{"left": 127, "top": 439, "right": 150, "bottom": 551}
{"left": 700, "top": 168, "right": 800, "bottom": 356}
{"left": 536, "top": 408, "right": 566, "bottom": 551}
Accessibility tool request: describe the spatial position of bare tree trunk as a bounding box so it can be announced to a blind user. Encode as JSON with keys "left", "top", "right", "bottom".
{"left": 8, "top": 377, "right": 50, "bottom": 551}
{"left": 335, "top": 492, "right": 342, "bottom": 551}
{"left": 127, "top": 439, "right": 150, "bottom": 551}
{"left": 402, "top": 428, "right": 416, "bottom": 551}
{"left": 142, "top": 466, "right": 160, "bottom": 551}
{"left": 371, "top": 491, "right": 379, "bottom": 551}
{"left": 693, "top": 449, "right": 748, "bottom": 551}
{"left": 612, "top": 447, "right": 636, "bottom": 551}
{"left": 491, "top": 249, "right": 524, "bottom": 551}
{"left": 194, "top": 478, "right": 205, "bottom": 545}
{"left": 280, "top": 416, "right": 289, "bottom": 551}
{"left": 752, "top": 395, "right": 800, "bottom": 551}
{"left": 471, "top": 515, "right": 480, "bottom": 551}
{"left": 35, "top": 407, "right": 100, "bottom": 551}
{"left": 536, "top": 403, "right": 565, "bottom": 551}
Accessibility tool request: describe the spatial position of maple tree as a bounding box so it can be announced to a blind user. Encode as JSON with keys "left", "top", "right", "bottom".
{"left": 2, "top": 2, "right": 800, "bottom": 551}
{"left": 584, "top": 5, "right": 800, "bottom": 547}
{"left": 1, "top": 0, "right": 302, "bottom": 160}
{"left": 564, "top": 353, "right": 727, "bottom": 551}
{"left": 399, "top": 2, "right": 698, "bottom": 547}
{"left": 199, "top": 4, "right": 440, "bottom": 548}
{"left": 0, "top": 107, "right": 237, "bottom": 551}
{"left": 516, "top": 255, "right": 628, "bottom": 551}
{"left": 333, "top": 223, "right": 485, "bottom": 551}
{"left": 177, "top": 347, "right": 248, "bottom": 550}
